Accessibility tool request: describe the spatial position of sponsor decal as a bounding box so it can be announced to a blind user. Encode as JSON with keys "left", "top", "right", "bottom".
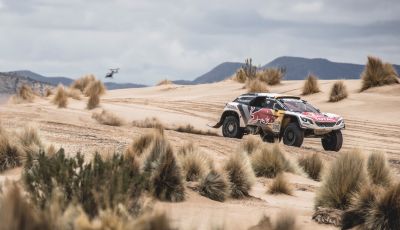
{"left": 302, "top": 112, "right": 338, "bottom": 122}
{"left": 250, "top": 107, "right": 276, "bottom": 124}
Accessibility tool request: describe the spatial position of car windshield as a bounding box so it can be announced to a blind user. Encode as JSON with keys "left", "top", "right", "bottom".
{"left": 279, "top": 99, "right": 319, "bottom": 113}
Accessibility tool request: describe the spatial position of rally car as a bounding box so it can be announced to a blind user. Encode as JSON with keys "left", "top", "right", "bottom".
{"left": 211, "top": 93, "right": 345, "bottom": 151}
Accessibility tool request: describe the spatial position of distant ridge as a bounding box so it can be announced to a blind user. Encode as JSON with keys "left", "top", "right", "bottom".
{"left": 0, "top": 72, "right": 52, "bottom": 95}
{"left": 6, "top": 70, "right": 147, "bottom": 89}
{"left": 174, "top": 56, "right": 400, "bottom": 84}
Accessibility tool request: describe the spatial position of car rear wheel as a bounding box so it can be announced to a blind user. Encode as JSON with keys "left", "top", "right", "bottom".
{"left": 283, "top": 122, "right": 304, "bottom": 147}
{"left": 321, "top": 130, "right": 343, "bottom": 152}
{"left": 222, "top": 116, "right": 243, "bottom": 139}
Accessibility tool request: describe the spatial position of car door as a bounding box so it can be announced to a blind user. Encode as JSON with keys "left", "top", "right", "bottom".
{"left": 248, "top": 97, "right": 276, "bottom": 126}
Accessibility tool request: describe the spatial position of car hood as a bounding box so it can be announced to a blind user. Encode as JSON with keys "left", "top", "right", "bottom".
{"left": 301, "top": 112, "right": 340, "bottom": 122}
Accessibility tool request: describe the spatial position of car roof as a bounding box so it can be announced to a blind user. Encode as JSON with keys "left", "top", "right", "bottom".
{"left": 239, "top": 93, "right": 300, "bottom": 100}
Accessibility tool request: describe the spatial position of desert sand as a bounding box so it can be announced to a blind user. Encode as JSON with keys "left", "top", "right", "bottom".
{"left": 0, "top": 79, "right": 399, "bottom": 229}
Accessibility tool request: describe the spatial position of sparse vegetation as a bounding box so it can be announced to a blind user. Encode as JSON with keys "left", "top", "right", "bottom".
{"left": 367, "top": 151, "right": 393, "bottom": 187}
{"left": 251, "top": 144, "right": 296, "bottom": 178}
{"left": 66, "top": 88, "right": 81, "bottom": 100}
{"left": 174, "top": 124, "right": 218, "bottom": 136}
{"left": 302, "top": 74, "right": 321, "bottom": 95}
{"left": 85, "top": 80, "right": 106, "bottom": 109}
{"left": 45, "top": 88, "right": 53, "bottom": 97}
{"left": 257, "top": 68, "right": 285, "bottom": 85}
{"left": 70, "top": 74, "right": 96, "bottom": 92}
{"left": 52, "top": 85, "right": 68, "bottom": 108}
{"left": 92, "top": 109, "right": 124, "bottom": 126}
{"left": 329, "top": 81, "right": 348, "bottom": 102}
{"left": 179, "top": 144, "right": 209, "bottom": 182}
{"left": 17, "top": 126, "right": 43, "bottom": 156}
{"left": 126, "top": 132, "right": 157, "bottom": 157}
{"left": 268, "top": 173, "right": 293, "bottom": 195}
{"left": 199, "top": 169, "right": 229, "bottom": 202}
{"left": 240, "top": 136, "right": 262, "bottom": 155}
{"left": 11, "top": 84, "right": 35, "bottom": 103}
{"left": 315, "top": 149, "right": 368, "bottom": 210}
{"left": 360, "top": 56, "right": 399, "bottom": 91}
{"left": 0, "top": 130, "right": 22, "bottom": 172}
{"left": 157, "top": 79, "right": 173, "bottom": 86}
{"left": 224, "top": 152, "right": 255, "bottom": 198}
{"left": 132, "top": 117, "right": 165, "bottom": 131}
{"left": 298, "top": 153, "right": 323, "bottom": 181}
{"left": 246, "top": 78, "right": 269, "bottom": 93}
{"left": 249, "top": 211, "right": 298, "bottom": 230}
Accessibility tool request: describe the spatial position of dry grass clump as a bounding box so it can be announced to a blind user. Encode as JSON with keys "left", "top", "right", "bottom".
{"left": 151, "top": 147, "right": 185, "bottom": 202}
{"left": 45, "top": 88, "right": 53, "bottom": 97}
{"left": 224, "top": 152, "right": 255, "bottom": 198}
{"left": 315, "top": 149, "right": 368, "bottom": 210}
{"left": 52, "top": 85, "right": 68, "bottom": 108}
{"left": 234, "top": 68, "right": 247, "bottom": 83}
{"left": 367, "top": 151, "right": 393, "bottom": 187}
{"left": 298, "top": 153, "right": 323, "bottom": 181}
{"left": 70, "top": 74, "right": 96, "bottom": 92}
{"left": 66, "top": 88, "right": 81, "bottom": 100}
{"left": 132, "top": 117, "right": 165, "bottom": 131}
{"left": 249, "top": 212, "right": 298, "bottom": 230}
{"left": 240, "top": 136, "right": 262, "bottom": 155}
{"left": 0, "top": 131, "right": 22, "bottom": 172}
{"left": 85, "top": 80, "right": 106, "bottom": 110}
{"left": 174, "top": 124, "right": 218, "bottom": 136}
{"left": 268, "top": 173, "right": 293, "bottom": 195}
{"left": 199, "top": 169, "right": 230, "bottom": 202}
{"left": 302, "top": 74, "right": 321, "bottom": 95}
{"left": 156, "top": 79, "right": 173, "bottom": 86}
{"left": 251, "top": 144, "right": 296, "bottom": 178}
{"left": 92, "top": 109, "right": 124, "bottom": 126}
{"left": 329, "top": 81, "right": 348, "bottom": 102}
{"left": 178, "top": 144, "right": 209, "bottom": 182}
{"left": 246, "top": 78, "right": 269, "bottom": 93}
{"left": 257, "top": 68, "right": 284, "bottom": 85}
{"left": 125, "top": 132, "right": 157, "bottom": 158}
{"left": 360, "top": 56, "right": 399, "bottom": 91}
{"left": 133, "top": 212, "right": 173, "bottom": 230}
{"left": 11, "top": 84, "right": 35, "bottom": 103}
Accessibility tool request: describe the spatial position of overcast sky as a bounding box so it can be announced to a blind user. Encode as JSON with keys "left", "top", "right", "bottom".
{"left": 0, "top": 0, "right": 399, "bottom": 85}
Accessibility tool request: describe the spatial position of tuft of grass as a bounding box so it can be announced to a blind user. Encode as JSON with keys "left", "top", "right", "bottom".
{"left": 132, "top": 117, "right": 165, "bottom": 131}
{"left": 257, "top": 68, "right": 284, "bottom": 85}
{"left": 199, "top": 169, "right": 230, "bottom": 202}
{"left": 70, "top": 74, "right": 96, "bottom": 92}
{"left": 329, "top": 81, "right": 348, "bottom": 102}
{"left": 179, "top": 144, "right": 209, "bottom": 182}
{"left": 11, "top": 84, "right": 35, "bottom": 103}
{"left": 302, "top": 74, "right": 321, "bottom": 95}
{"left": 156, "top": 79, "right": 173, "bottom": 86}
{"left": 224, "top": 152, "right": 255, "bottom": 198}
{"left": 298, "top": 153, "right": 323, "bottom": 181}
{"left": 92, "top": 109, "right": 124, "bottom": 126}
{"left": 268, "top": 173, "right": 293, "bottom": 195}
{"left": 0, "top": 131, "right": 22, "bottom": 172}
{"left": 365, "top": 183, "right": 400, "bottom": 230}
{"left": 360, "top": 56, "right": 399, "bottom": 91}
{"left": 341, "top": 186, "right": 380, "bottom": 229}
{"left": 45, "top": 88, "right": 53, "bottom": 97}
{"left": 17, "top": 126, "right": 43, "bottom": 157}
{"left": 251, "top": 144, "right": 296, "bottom": 178}
{"left": 126, "top": 132, "right": 157, "bottom": 158}
{"left": 174, "top": 124, "right": 218, "bottom": 136}
{"left": 133, "top": 212, "right": 173, "bottom": 230}
{"left": 141, "top": 132, "right": 170, "bottom": 174}
{"left": 66, "top": 88, "right": 81, "bottom": 100}
{"left": 246, "top": 78, "right": 269, "bottom": 93}
{"left": 240, "top": 136, "right": 262, "bottom": 155}
{"left": 150, "top": 146, "right": 185, "bottom": 202}
{"left": 52, "top": 85, "right": 68, "bottom": 108}
{"left": 367, "top": 151, "right": 393, "bottom": 187}
{"left": 315, "top": 149, "right": 368, "bottom": 210}
{"left": 85, "top": 80, "right": 106, "bottom": 110}
{"left": 234, "top": 68, "right": 247, "bottom": 83}
{"left": 249, "top": 211, "right": 298, "bottom": 230}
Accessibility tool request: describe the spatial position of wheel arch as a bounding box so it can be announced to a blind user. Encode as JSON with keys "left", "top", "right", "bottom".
{"left": 279, "top": 114, "right": 301, "bottom": 140}
{"left": 214, "top": 110, "right": 241, "bottom": 128}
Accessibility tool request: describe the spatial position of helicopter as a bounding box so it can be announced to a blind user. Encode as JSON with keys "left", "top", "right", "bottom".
{"left": 105, "top": 68, "right": 119, "bottom": 79}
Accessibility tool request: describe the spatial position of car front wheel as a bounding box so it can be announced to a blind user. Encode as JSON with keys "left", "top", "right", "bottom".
{"left": 222, "top": 116, "right": 243, "bottom": 139}
{"left": 321, "top": 130, "right": 343, "bottom": 152}
{"left": 283, "top": 122, "right": 304, "bottom": 147}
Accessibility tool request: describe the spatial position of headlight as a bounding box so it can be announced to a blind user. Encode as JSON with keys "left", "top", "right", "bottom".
{"left": 301, "top": 117, "right": 313, "bottom": 124}
{"left": 336, "top": 119, "right": 343, "bottom": 125}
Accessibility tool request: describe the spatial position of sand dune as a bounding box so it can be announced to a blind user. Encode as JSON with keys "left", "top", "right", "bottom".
{"left": 0, "top": 79, "right": 399, "bottom": 229}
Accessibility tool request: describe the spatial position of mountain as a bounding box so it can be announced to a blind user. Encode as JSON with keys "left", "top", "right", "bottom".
{"left": 262, "top": 56, "right": 400, "bottom": 80}
{"left": 173, "top": 62, "right": 243, "bottom": 85}
{"left": 174, "top": 56, "right": 400, "bottom": 84}
{"left": 0, "top": 72, "right": 52, "bottom": 95}
{"left": 7, "top": 70, "right": 146, "bottom": 89}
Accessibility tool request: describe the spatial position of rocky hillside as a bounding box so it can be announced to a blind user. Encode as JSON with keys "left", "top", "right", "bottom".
{"left": 0, "top": 72, "right": 52, "bottom": 95}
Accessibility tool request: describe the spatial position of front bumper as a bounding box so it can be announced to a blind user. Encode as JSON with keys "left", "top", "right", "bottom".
{"left": 300, "top": 120, "right": 345, "bottom": 132}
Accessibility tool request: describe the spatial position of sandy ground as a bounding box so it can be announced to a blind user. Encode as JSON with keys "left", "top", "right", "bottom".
{"left": 0, "top": 79, "right": 399, "bottom": 229}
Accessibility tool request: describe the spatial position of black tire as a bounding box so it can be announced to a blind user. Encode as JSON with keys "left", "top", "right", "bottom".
{"left": 260, "top": 132, "right": 275, "bottom": 143}
{"left": 283, "top": 122, "right": 304, "bottom": 147}
{"left": 321, "top": 130, "right": 343, "bottom": 152}
{"left": 222, "top": 116, "right": 243, "bottom": 139}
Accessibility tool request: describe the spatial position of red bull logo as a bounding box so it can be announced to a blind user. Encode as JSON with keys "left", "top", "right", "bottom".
{"left": 250, "top": 107, "right": 276, "bottom": 124}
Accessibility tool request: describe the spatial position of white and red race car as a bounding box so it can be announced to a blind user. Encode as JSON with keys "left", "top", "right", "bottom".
{"left": 211, "top": 93, "right": 345, "bottom": 151}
